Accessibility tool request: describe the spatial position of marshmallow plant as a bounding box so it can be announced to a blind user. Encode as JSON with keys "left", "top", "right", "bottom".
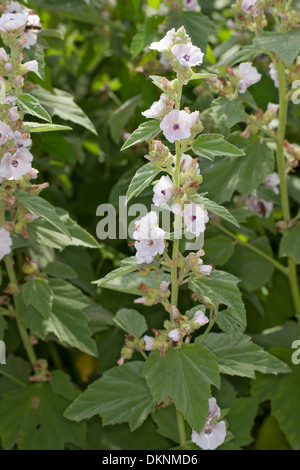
{"left": 65, "top": 23, "right": 290, "bottom": 451}
{"left": 0, "top": 1, "right": 100, "bottom": 450}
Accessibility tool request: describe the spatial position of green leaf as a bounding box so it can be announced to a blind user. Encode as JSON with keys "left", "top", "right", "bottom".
{"left": 121, "top": 120, "right": 161, "bottom": 151}
{"left": 152, "top": 405, "right": 191, "bottom": 444}
{"left": 17, "top": 192, "right": 71, "bottom": 238}
{"left": 201, "top": 333, "right": 290, "bottom": 378}
{"left": 143, "top": 343, "right": 220, "bottom": 433}
{"left": 44, "top": 261, "right": 78, "bottom": 280}
{"left": 17, "top": 280, "right": 97, "bottom": 357}
{"left": 226, "top": 237, "right": 275, "bottom": 293}
{"left": 190, "top": 72, "right": 218, "bottom": 80}
{"left": 27, "top": 209, "right": 100, "bottom": 250}
{"left": 189, "top": 194, "right": 240, "bottom": 227}
{"left": 200, "top": 135, "right": 275, "bottom": 203}
{"left": 227, "top": 397, "right": 259, "bottom": 447}
{"left": 22, "top": 277, "right": 53, "bottom": 318}
{"left": 209, "top": 97, "right": 245, "bottom": 134}
{"left": 167, "top": 11, "right": 214, "bottom": 54}
{"left": 31, "top": 87, "right": 97, "bottom": 135}
{"left": 279, "top": 222, "right": 300, "bottom": 264}
{"left": 189, "top": 271, "right": 247, "bottom": 330}
{"left": 23, "top": 122, "right": 72, "bottom": 133}
{"left": 192, "top": 134, "right": 245, "bottom": 161}
{"left": 252, "top": 349, "right": 300, "bottom": 449}
{"left": 253, "top": 30, "right": 300, "bottom": 66}
{"left": 203, "top": 235, "right": 235, "bottom": 267}
{"left": 114, "top": 308, "right": 148, "bottom": 338}
{"left": 109, "top": 95, "right": 143, "bottom": 143}
{"left": 50, "top": 371, "right": 78, "bottom": 401}
{"left": 216, "top": 309, "right": 244, "bottom": 345}
{"left": 94, "top": 257, "right": 138, "bottom": 287}
{"left": 17, "top": 94, "right": 52, "bottom": 123}
{"left": 0, "top": 383, "right": 86, "bottom": 450}
{"left": 126, "top": 162, "right": 161, "bottom": 204}
{"left": 65, "top": 362, "right": 155, "bottom": 431}
{"left": 131, "top": 17, "right": 162, "bottom": 59}
{"left": 96, "top": 269, "right": 170, "bottom": 296}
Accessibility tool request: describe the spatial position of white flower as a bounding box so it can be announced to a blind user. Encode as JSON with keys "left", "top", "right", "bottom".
{"left": 269, "top": 63, "right": 279, "bottom": 88}
{"left": 28, "top": 168, "right": 39, "bottom": 180}
{"left": 0, "top": 47, "right": 8, "bottom": 61}
{"left": 160, "top": 281, "right": 170, "bottom": 295}
{"left": 178, "top": 153, "right": 200, "bottom": 174}
{"left": 267, "top": 103, "right": 280, "bottom": 114}
{"left": 23, "top": 60, "right": 38, "bottom": 73}
{"left": 183, "top": 0, "right": 198, "bottom": 10}
{"left": 264, "top": 172, "right": 280, "bottom": 195}
{"left": 246, "top": 195, "right": 273, "bottom": 218}
{"left": 0, "top": 149, "right": 33, "bottom": 180}
{"left": 0, "top": 13, "right": 27, "bottom": 32}
{"left": 23, "top": 30, "right": 37, "bottom": 49}
{"left": 241, "top": 0, "right": 258, "bottom": 14}
{"left": 0, "top": 227, "right": 12, "bottom": 260}
{"left": 171, "top": 43, "right": 204, "bottom": 68}
{"left": 5, "top": 2, "right": 24, "bottom": 14}
{"left": 183, "top": 203, "right": 209, "bottom": 236}
{"left": 133, "top": 211, "right": 165, "bottom": 264}
{"left": 199, "top": 264, "right": 213, "bottom": 275}
{"left": 134, "top": 297, "right": 146, "bottom": 304}
{"left": 8, "top": 106, "right": 20, "bottom": 122}
{"left": 192, "top": 398, "right": 226, "bottom": 450}
{"left": 160, "top": 110, "right": 192, "bottom": 143}
{"left": 142, "top": 94, "right": 167, "bottom": 119}
{"left": 238, "top": 62, "right": 261, "bottom": 94}
{"left": 168, "top": 329, "right": 181, "bottom": 342}
{"left": 0, "top": 121, "right": 14, "bottom": 145}
{"left": 193, "top": 310, "right": 209, "bottom": 327}
{"left": 153, "top": 175, "right": 174, "bottom": 206}
{"left": 13, "top": 131, "right": 32, "bottom": 149}
{"left": 5, "top": 95, "right": 17, "bottom": 105}
{"left": 144, "top": 335, "right": 155, "bottom": 351}
{"left": 190, "top": 111, "right": 200, "bottom": 126}
{"left": 149, "top": 28, "right": 176, "bottom": 52}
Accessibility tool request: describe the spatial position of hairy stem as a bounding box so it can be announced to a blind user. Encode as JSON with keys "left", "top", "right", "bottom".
{"left": 171, "top": 74, "right": 187, "bottom": 446}
{"left": 277, "top": 58, "right": 300, "bottom": 322}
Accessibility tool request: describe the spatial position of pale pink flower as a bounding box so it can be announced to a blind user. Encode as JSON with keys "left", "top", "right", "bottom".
{"left": 238, "top": 62, "right": 261, "bottom": 94}
{"left": 23, "top": 30, "right": 37, "bottom": 49}
{"left": 0, "top": 149, "right": 33, "bottom": 180}
{"left": 0, "top": 47, "right": 8, "bottom": 61}
{"left": 183, "top": 0, "right": 198, "bottom": 10}
{"left": 144, "top": 335, "right": 155, "bottom": 351}
{"left": 269, "top": 63, "right": 279, "bottom": 88}
{"left": 199, "top": 264, "right": 213, "bottom": 276}
{"left": 5, "top": 95, "right": 17, "bottom": 105}
{"left": 0, "top": 13, "right": 27, "bottom": 32}
{"left": 193, "top": 310, "right": 209, "bottom": 327}
{"left": 153, "top": 175, "right": 174, "bottom": 206}
{"left": 0, "top": 227, "right": 12, "bottom": 260}
{"left": 160, "top": 281, "right": 170, "bottom": 295}
{"left": 178, "top": 153, "right": 200, "bottom": 174}
{"left": 264, "top": 172, "right": 280, "bottom": 195}
{"left": 8, "top": 106, "right": 20, "bottom": 122}
{"left": 267, "top": 103, "right": 279, "bottom": 114}
{"left": 23, "top": 60, "right": 38, "bottom": 73}
{"left": 149, "top": 28, "right": 176, "bottom": 52}
{"left": 183, "top": 203, "right": 209, "bottom": 236}
{"left": 142, "top": 94, "right": 167, "bottom": 119}
{"left": 246, "top": 195, "right": 273, "bottom": 218}
{"left": 0, "top": 121, "right": 14, "bottom": 145}
{"left": 171, "top": 43, "right": 204, "bottom": 68}
{"left": 160, "top": 110, "right": 192, "bottom": 143}
{"left": 28, "top": 168, "right": 39, "bottom": 180}
{"left": 134, "top": 297, "right": 147, "bottom": 304}
{"left": 168, "top": 329, "right": 181, "bottom": 342}
{"left": 134, "top": 212, "right": 165, "bottom": 264}
{"left": 5, "top": 2, "right": 24, "bottom": 14}
{"left": 241, "top": 0, "right": 258, "bottom": 15}
{"left": 14, "top": 131, "right": 32, "bottom": 149}
{"left": 192, "top": 398, "right": 226, "bottom": 450}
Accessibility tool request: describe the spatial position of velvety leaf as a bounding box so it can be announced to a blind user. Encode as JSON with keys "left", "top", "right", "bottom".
{"left": 109, "top": 95, "right": 143, "bottom": 143}
{"left": 143, "top": 343, "right": 220, "bottom": 433}
{"left": 253, "top": 30, "right": 300, "bottom": 66}
{"left": 209, "top": 97, "right": 245, "bottom": 134}
{"left": 227, "top": 397, "right": 259, "bottom": 447}
{"left": 17, "top": 94, "right": 51, "bottom": 123}
{"left": 190, "top": 194, "right": 240, "bottom": 227}
{"left": 65, "top": 362, "right": 155, "bottom": 431}
{"left": 201, "top": 333, "right": 290, "bottom": 378}
{"left": 126, "top": 162, "right": 161, "bottom": 204}
{"left": 189, "top": 271, "right": 247, "bottom": 330}
{"left": 279, "top": 222, "right": 300, "bottom": 264}
{"left": 22, "top": 277, "right": 53, "bottom": 318}
{"left": 121, "top": 120, "right": 161, "bottom": 151}
{"left": 114, "top": 308, "right": 148, "bottom": 338}
{"left": 192, "top": 134, "right": 245, "bottom": 160}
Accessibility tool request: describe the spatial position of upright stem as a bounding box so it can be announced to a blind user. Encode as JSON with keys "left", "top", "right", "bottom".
{"left": 171, "top": 75, "right": 187, "bottom": 446}
{"left": 4, "top": 254, "right": 37, "bottom": 367}
{"left": 277, "top": 58, "right": 300, "bottom": 322}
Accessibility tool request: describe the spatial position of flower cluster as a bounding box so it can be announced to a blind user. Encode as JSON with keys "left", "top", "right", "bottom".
{"left": 0, "top": 1, "right": 43, "bottom": 260}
